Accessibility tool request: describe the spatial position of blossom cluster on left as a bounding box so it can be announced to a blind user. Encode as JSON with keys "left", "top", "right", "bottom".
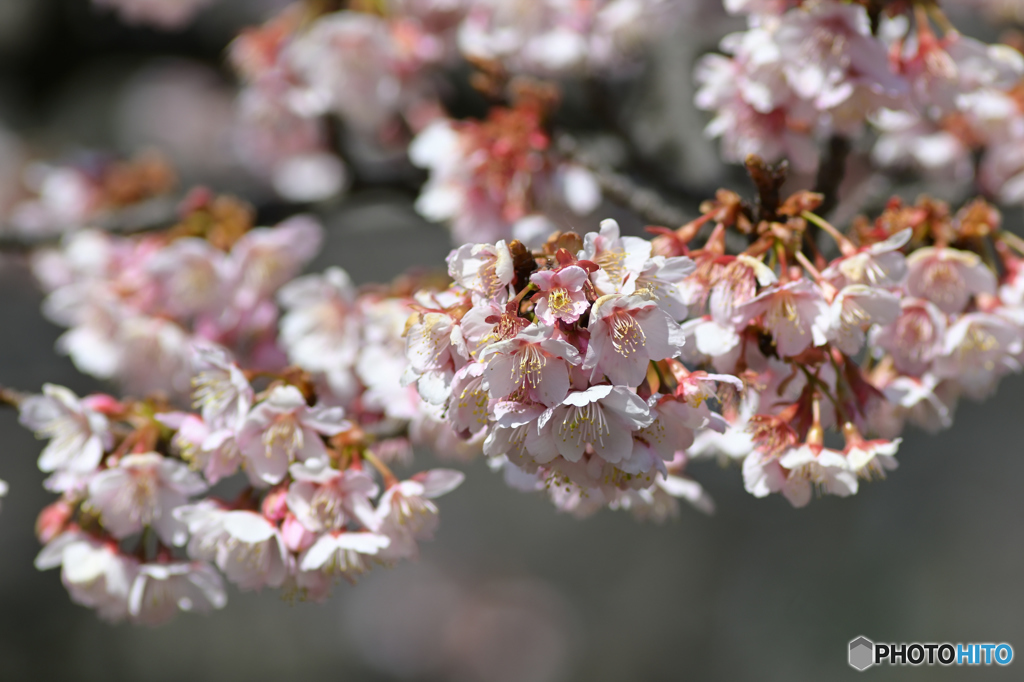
{"left": 18, "top": 346, "right": 463, "bottom": 625}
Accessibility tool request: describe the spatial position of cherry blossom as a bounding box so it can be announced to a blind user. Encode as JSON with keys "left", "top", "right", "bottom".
{"left": 87, "top": 452, "right": 208, "bottom": 545}
{"left": 236, "top": 385, "right": 350, "bottom": 485}
{"left": 35, "top": 532, "right": 138, "bottom": 622}
{"left": 481, "top": 324, "right": 581, "bottom": 406}
{"left": 18, "top": 385, "right": 111, "bottom": 474}
{"left": 92, "top": 0, "right": 215, "bottom": 29}
{"left": 175, "top": 506, "right": 291, "bottom": 591}
{"left": 128, "top": 562, "right": 227, "bottom": 626}
{"left": 735, "top": 279, "right": 830, "bottom": 358}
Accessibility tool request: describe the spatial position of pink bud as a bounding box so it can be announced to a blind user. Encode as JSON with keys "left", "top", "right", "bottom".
{"left": 81, "top": 394, "right": 124, "bottom": 415}
{"left": 36, "top": 500, "right": 74, "bottom": 544}
{"left": 281, "top": 513, "right": 316, "bottom": 553}
{"left": 261, "top": 486, "right": 289, "bottom": 522}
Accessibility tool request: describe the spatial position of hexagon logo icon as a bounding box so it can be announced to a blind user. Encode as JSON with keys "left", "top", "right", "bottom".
{"left": 849, "top": 636, "right": 875, "bottom": 671}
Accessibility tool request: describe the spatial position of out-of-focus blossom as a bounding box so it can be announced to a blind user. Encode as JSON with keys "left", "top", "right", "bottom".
{"left": 86, "top": 452, "right": 207, "bottom": 545}
{"left": 698, "top": 0, "right": 1024, "bottom": 203}
{"left": 128, "top": 562, "right": 227, "bottom": 626}
{"left": 91, "top": 0, "right": 215, "bottom": 29}
{"left": 410, "top": 107, "right": 600, "bottom": 245}
{"left": 236, "top": 385, "right": 349, "bottom": 485}
{"left": 18, "top": 384, "right": 112, "bottom": 474}
{"left": 458, "top": 0, "right": 684, "bottom": 76}
{"left": 30, "top": 199, "right": 323, "bottom": 398}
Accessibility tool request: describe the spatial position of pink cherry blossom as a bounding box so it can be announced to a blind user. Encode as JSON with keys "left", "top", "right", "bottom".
{"left": 736, "top": 279, "right": 830, "bottom": 357}
{"left": 236, "top": 385, "right": 350, "bottom": 485}
{"left": 530, "top": 266, "right": 590, "bottom": 325}
{"left": 18, "top": 384, "right": 112, "bottom": 474}
{"left": 578, "top": 219, "right": 652, "bottom": 296}
{"left": 531, "top": 385, "right": 653, "bottom": 466}
{"left": 583, "top": 293, "right": 685, "bottom": 386}
{"left": 299, "top": 531, "right": 391, "bottom": 580}
{"left": 448, "top": 241, "right": 515, "bottom": 301}
{"left": 905, "top": 247, "right": 997, "bottom": 314}
{"left": 482, "top": 324, "right": 581, "bottom": 406}
{"left": 190, "top": 345, "right": 254, "bottom": 431}
{"left": 35, "top": 531, "right": 138, "bottom": 622}
{"left": 777, "top": 445, "right": 858, "bottom": 507}
{"left": 87, "top": 452, "right": 208, "bottom": 545}
{"left": 175, "top": 505, "right": 291, "bottom": 590}
{"left": 286, "top": 459, "right": 379, "bottom": 533}
{"left": 128, "top": 562, "right": 227, "bottom": 626}
{"left": 375, "top": 469, "right": 465, "bottom": 561}
{"left": 871, "top": 299, "right": 947, "bottom": 376}
{"left": 827, "top": 285, "right": 901, "bottom": 356}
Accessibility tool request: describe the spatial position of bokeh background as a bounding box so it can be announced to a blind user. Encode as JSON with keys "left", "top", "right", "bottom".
{"left": 0, "top": 1, "right": 1022, "bottom": 680}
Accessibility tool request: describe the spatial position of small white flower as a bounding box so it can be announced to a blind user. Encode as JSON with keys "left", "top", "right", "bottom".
{"left": 299, "top": 531, "right": 391, "bottom": 580}
{"left": 175, "top": 505, "right": 291, "bottom": 591}
{"left": 128, "top": 562, "right": 227, "bottom": 626}
{"left": 35, "top": 531, "right": 138, "bottom": 622}
{"left": 778, "top": 445, "right": 858, "bottom": 507}
{"left": 286, "top": 459, "right": 380, "bottom": 533}
{"left": 236, "top": 385, "right": 350, "bottom": 485}
{"left": 190, "top": 345, "right": 254, "bottom": 431}
{"left": 87, "top": 452, "right": 208, "bottom": 545}
{"left": 19, "top": 384, "right": 111, "bottom": 473}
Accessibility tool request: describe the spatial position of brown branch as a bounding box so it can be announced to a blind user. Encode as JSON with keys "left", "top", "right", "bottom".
{"left": 744, "top": 155, "right": 788, "bottom": 224}
{"left": 0, "top": 385, "right": 27, "bottom": 408}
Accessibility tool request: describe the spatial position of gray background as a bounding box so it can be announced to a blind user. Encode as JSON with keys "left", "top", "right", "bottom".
{"left": 0, "top": 1, "right": 1022, "bottom": 680}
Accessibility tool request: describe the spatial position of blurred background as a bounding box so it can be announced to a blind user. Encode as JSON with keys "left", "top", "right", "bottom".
{"left": 0, "top": 1, "right": 1022, "bottom": 680}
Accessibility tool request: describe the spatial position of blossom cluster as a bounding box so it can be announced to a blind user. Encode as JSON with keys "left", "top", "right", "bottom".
{"left": 457, "top": 0, "right": 687, "bottom": 76}
{"left": 410, "top": 101, "right": 601, "bottom": 245}
{"left": 696, "top": 0, "right": 1024, "bottom": 202}
{"left": 91, "top": 0, "right": 216, "bottom": 29}
{"left": 20, "top": 347, "right": 463, "bottom": 624}
{"left": 404, "top": 176, "right": 1024, "bottom": 512}
{"left": 1, "top": 151, "right": 176, "bottom": 238}
{"left": 276, "top": 266, "right": 484, "bottom": 464}
{"left": 224, "top": 0, "right": 681, "bottom": 206}
{"left": 658, "top": 187, "right": 1022, "bottom": 507}
{"left": 403, "top": 220, "right": 726, "bottom": 519}
{"left": 30, "top": 191, "right": 321, "bottom": 397}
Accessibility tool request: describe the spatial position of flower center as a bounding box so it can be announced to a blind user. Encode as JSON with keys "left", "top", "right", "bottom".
{"left": 923, "top": 261, "right": 965, "bottom": 305}
{"left": 596, "top": 247, "right": 626, "bottom": 285}
{"left": 765, "top": 292, "right": 803, "bottom": 337}
{"left": 547, "top": 288, "right": 573, "bottom": 316}
{"left": 610, "top": 311, "right": 646, "bottom": 357}
{"left": 263, "top": 415, "right": 302, "bottom": 458}
{"left": 559, "top": 401, "right": 610, "bottom": 447}
{"left": 511, "top": 344, "right": 546, "bottom": 389}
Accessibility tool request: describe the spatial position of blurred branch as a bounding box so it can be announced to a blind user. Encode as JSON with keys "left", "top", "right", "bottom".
{"left": 813, "top": 135, "right": 851, "bottom": 218}
{"left": 556, "top": 133, "right": 691, "bottom": 228}
{"left": 0, "top": 385, "right": 27, "bottom": 408}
